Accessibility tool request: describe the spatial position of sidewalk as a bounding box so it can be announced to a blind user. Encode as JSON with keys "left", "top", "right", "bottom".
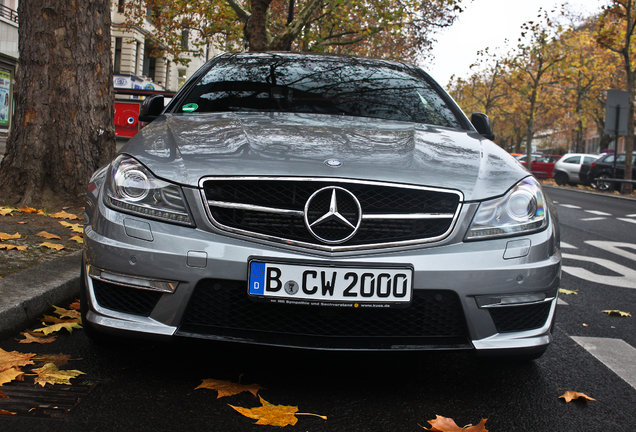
{"left": 0, "top": 250, "right": 81, "bottom": 340}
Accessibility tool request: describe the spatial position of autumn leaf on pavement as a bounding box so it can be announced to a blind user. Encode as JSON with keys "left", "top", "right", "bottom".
{"left": 0, "top": 207, "right": 16, "bottom": 216}
{"left": 0, "top": 348, "right": 35, "bottom": 371}
{"left": 33, "top": 353, "right": 80, "bottom": 367}
{"left": 0, "top": 244, "right": 27, "bottom": 251}
{"left": 37, "top": 231, "right": 61, "bottom": 240}
{"left": 0, "top": 389, "right": 7, "bottom": 398}
{"left": 68, "top": 300, "right": 81, "bottom": 311}
{"left": 602, "top": 310, "right": 631, "bottom": 317}
{"left": 52, "top": 305, "right": 82, "bottom": 320}
{"left": 559, "top": 391, "right": 596, "bottom": 403}
{"left": 69, "top": 235, "right": 84, "bottom": 243}
{"left": 33, "top": 321, "right": 82, "bottom": 335}
{"left": 32, "top": 362, "right": 84, "bottom": 387}
{"left": 196, "top": 378, "right": 264, "bottom": 398}
{"left": 49, "top": 211, "right": 80, "bottom": 220}
{"left": 422, "top": 415, "right": 488, "bottom": 432}
{"left": 39, "top": 242, "right": 65, "bottom": 251}
{"left": 0, "top": 232, "right": 20, "bottom": 240}
{"left": 0, "top": 367, "right": 24, "bottom": 386}
{"left": 229, "top": 395, "right": 326, "bottom": 427}
{"left": 17, "top": 331, "right": 57, "bottom": 344}
{"left": 17, "top": 207, "right": 40, "bottom": 214}
{"left": 59, "top": 221, "right": 83, "bottom": 233}
{"left": 0, "top": 408, "right": 16, "bottom": 416}
{"left": 559, "top": 288, "right": 578, "bottom": 295}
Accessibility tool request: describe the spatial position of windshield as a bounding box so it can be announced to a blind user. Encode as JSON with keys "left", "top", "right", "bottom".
{"left": 175, "top": 55, "right": 462, "bottom": 128}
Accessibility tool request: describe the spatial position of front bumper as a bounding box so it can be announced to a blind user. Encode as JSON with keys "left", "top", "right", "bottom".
{"left": 83, "top": 184, "right": 561, "bottom": 352}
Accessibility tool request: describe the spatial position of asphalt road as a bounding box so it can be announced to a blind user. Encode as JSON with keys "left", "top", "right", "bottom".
{"left": 1, "top": 186, "right": 635, "bottom": 431}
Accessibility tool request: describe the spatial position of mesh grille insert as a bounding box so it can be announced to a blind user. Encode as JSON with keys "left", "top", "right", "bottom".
{"left": 92, "top": 279, "right": 162, "bottom": 317}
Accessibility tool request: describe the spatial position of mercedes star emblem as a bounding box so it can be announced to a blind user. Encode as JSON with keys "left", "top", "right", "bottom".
{"left": 304, "top": 186, "right": 362, "bottom": 244}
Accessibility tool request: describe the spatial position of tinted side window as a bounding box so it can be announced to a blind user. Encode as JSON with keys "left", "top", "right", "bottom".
{"left": 177, "top": 56, "right": 462, "bottom": 128}
{"left": 583, "top": 156, "right": 597, "bottom": 164}
{"left": 563, "top": 156, "right": 580, "bottom": 164}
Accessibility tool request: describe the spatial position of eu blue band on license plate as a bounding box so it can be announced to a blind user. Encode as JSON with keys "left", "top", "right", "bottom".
{"left": 248, "top": 259, "right": 413, "bottom": 307}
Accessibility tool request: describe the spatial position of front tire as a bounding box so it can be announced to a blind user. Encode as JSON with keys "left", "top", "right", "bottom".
{"left": 554, "top": 171, "right": 568, "bottom": 186}
{"left": 596, "top": 172, "right": 614, "bottom": 192}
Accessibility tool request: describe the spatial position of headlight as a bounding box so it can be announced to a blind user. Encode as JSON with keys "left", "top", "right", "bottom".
{"left": 105, "top": 155, "right": 194, "bottom": 226}
{"left": 465, "top": 177, "right": 547, "bottom": 240}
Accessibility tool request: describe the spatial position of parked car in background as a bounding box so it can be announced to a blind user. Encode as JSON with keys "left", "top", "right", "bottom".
{"left": 553, "top": 153, "right": 600, "bottom": 186}
{"left": 521, "top": 155, "right": 562, "bottom": 179}
{"left": 587, "top": 153, "right": 636, "bottom": 191}
{"left": 81, "top": 52, "right": 560, "bottom": 360}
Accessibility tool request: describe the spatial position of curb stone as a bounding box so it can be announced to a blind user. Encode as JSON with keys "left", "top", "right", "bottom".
{"left": 0, "top": 250, "right": 82, "bottom": 340}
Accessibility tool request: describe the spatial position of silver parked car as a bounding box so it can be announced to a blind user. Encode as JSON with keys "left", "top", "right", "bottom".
{"left": 82, "top": 52, "right": 561, "bottom": 359}
{"left": 553, "top": 153, "right": 600, "bottom": 186}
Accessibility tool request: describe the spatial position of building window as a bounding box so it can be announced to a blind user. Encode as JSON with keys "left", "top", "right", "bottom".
{"left": 181, "top": 30, "right": 189, "bottom": 51}
{"left": 114, "top": 37, "right": 122, "bottom": 74}
{"left": 178, "top": 69, "right": 187, "bottom": 90}
{"left": 135, "top": 41, "right": 140, "bottom": 76}
{"left": 117, "top": 0, "right": 125, "bottom": 13}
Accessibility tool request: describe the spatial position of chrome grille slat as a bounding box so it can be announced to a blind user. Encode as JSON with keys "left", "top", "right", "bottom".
{"left": 199, "top": 177, "right": 463, "bottom": 251}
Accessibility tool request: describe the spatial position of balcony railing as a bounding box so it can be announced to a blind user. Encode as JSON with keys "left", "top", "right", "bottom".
{"left": 0, "top": 5, "right": 18, "bottom": 23}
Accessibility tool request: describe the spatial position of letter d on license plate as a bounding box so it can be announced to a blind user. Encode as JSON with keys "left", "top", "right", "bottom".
{"left": 248, "top": 259, "right": 413, "bottom": 307}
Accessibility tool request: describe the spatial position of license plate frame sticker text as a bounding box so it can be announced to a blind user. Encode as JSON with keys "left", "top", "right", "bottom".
{"left": 248, "top": 260, "right": 413, "bottom": 307}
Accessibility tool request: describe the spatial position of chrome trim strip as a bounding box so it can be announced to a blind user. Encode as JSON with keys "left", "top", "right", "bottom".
{"left": 88, "top": 265, "right": 178, "bottom": 293}
{"left": 198, "top": 176, "right": 464, "bottom": 252}
{"left": 479, "top": 297, "right": 555, "bottom": 309}
{"left": 362, "top": 213, "right": 455, "bottom": 220}
{"left": 207, "top": 200, "right": 305, "bottom": 216}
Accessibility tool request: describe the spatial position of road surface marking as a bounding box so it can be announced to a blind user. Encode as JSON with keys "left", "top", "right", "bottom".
{"left": 618, "top": 218, "right": 636, "bottom": 225}
{"left": 560, "top": 242, "right": 577, "bottom": 249}
{"left": 581, "top": 217, "right": 606, "bottom": 221}
{"left": 627, "top": 214, "right": 636, "bottom": 217}
{"left": 571, "top": 336, "right": 636, "bottom": 390}
{"left": 585, "top": 210, "right": 612, "bottom": 216}
{"left": 586, "top": 241, "right": 636, "bottom": 262}
{"left": 562, "top": 253, "right": 636, "bottom": 289}
{"left": 560, "top": 204, "right": 582, "bottom": 209}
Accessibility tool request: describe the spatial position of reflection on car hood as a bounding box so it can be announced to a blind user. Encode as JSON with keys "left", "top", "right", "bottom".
{"left": 120, "top": 112, "right": 529, "bottom": 201}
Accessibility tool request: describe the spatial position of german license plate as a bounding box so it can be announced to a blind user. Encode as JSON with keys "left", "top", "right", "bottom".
{"left": 248, "top": 259, "right": 413, "bottom": 308}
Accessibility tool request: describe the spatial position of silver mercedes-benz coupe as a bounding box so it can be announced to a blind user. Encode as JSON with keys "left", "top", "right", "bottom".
{"left": 82, "top": 52, "right": 561, "bottom": 359}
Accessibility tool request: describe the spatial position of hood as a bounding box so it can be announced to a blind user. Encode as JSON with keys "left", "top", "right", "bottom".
{"left": 120, "top": 112, "right": 529, "bottom": 201}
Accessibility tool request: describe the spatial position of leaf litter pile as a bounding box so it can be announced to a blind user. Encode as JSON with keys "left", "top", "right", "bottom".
{"left": 0, "top": 302, "right": 87, "bottom": 417}
{"left": 0, "top": 206, "right": 84, "bottom": 279}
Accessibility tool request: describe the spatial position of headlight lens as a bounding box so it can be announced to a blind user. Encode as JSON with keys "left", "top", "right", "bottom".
{"left": 465, "top": 177, "right": 547, "bottom": 240}
{"left": 105, "top": 155, "right": 193, "bottom": 226}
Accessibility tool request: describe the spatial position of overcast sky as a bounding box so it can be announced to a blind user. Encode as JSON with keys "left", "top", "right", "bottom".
{"left": 426, "top": 0, "right": 608, "bottom": 86}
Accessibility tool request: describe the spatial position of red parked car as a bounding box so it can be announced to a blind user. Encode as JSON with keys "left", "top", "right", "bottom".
{"left": 521, "top": 154, "right": 562, "bottom": 178}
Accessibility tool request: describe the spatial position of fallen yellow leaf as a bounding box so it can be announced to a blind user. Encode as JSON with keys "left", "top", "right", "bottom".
{"left": 559, "top": 391, "right": 596, "bottom": 403}
{"left": 37, "top": 231, "right": 61, "bottom": 240}
{"left": 59, "top": 221, "right": 83, "bottom": 233}
{"left": 602, "top": 310, "right": 631, "bottom": 317}
{"left": 0, "top": 244, "right": 25, "bottom": 251}
{"left": 52, "top": 305, "right": 81, "bottom": 320}
{"left": 17, "top": 331, "right": 57, "bottom": 344}
{"left": 0, "top": 408, "right": 16, "bottom": 416}
{"left": 0, "top": 232, "right": 20, "bottom": 241}
{"left": 0, "top": 367, "right": 24, "bottom": 386}
{"left": 196, "top": 378, "right": 264, "bottom": 398}
{"left": 229, "top": 396, "right": 326, "bottom": 427}
{"left": 33, "top": 321, "right": 82, "bottom": 335}
{"left": 422, "top": 415, "right": 488, "bottom": 431}
{"left": 49, "top": 211, "right": 80, "bottom": 220}
{"left": 69, "top": 235, "right": 84, "bottom": 243}
{"left": 559, "top": 288, "right": 578, "bottom": 295}
{"left": 0, "top": 207, "right": 16, "bottom": 216}
{"left": 0, "top": 348, "right": 36, "bottom": 371}
{"left": 32, "top": 362, "right": 84, "bottom": 387}
{"left": 39, "top": 242, "right": 65, "bottom": 251}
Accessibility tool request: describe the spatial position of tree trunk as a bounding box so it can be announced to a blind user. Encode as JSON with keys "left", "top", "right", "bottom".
{"left": 245, "top": 0, "right": 273, "bottom": 51}
{"left": 0, "top": 0, "right": 115, "bottom": 208}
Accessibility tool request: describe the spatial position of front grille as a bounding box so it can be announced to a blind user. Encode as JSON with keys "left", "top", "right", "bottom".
{"left": 91, "top": 279, "right": 162, "bottom": 317}
{"left": 201, "top": 178, "right": 462, "bottom": 250}
{"left": 178, "top": 279, "right": 469, "bottom": 348}
{"left": 489, "top": 303, "right": 552, "bottom": 333}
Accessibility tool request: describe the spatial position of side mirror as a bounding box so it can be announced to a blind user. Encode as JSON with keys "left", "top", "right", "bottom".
{"left": 138, "top": 95, "right": 165, "bottom": 123}
{"left": 470, "top": 113, "right": 496, "bottom": 141}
